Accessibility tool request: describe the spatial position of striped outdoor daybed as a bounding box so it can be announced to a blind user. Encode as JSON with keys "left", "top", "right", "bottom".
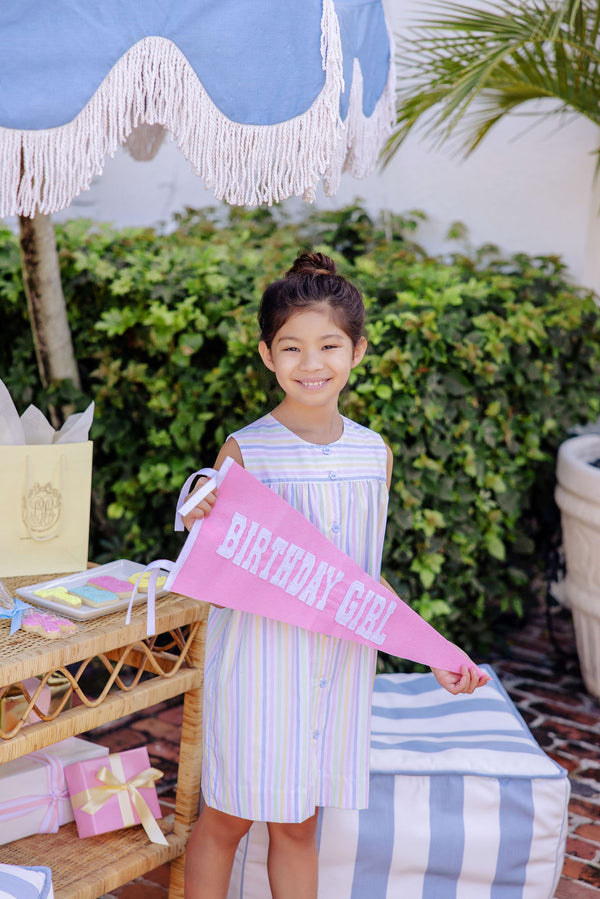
{"left": 228, "top": 665, "right": 569, "bottom": 899}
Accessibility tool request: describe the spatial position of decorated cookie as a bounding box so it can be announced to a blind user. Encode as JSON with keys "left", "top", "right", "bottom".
{"left": 34, "top": 586, "right": 82, "bottom": 607}
{"left": 128, "top": 571, "right": 167, "bottom": 593}
{"left": 22, "top": 610, "right": 79, "bottom": 639}
{"left": 68, "top": 585, "right": 120, "bottom": 608}
{"left": 87, "top": 575, "right": 133, "bottom": 599}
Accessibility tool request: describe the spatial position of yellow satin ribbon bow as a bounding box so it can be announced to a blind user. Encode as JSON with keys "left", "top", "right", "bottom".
{"left": 72, "top": 763, "right": 168, "bottom": 845}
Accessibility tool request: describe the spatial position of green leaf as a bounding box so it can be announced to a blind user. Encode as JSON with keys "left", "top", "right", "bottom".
{"left": 375, "top": 383, "right": 393, "bottom": 400}
{"left": 486, "top": 533, "right": 506, "bottom": 561}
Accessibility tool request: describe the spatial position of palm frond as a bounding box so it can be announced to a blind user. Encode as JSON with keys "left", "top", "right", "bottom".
{"left": 384, "top": 0, "right": 600, "bottom": 165}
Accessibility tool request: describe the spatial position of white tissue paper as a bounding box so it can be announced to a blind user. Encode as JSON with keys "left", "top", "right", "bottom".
{"left": 0, "top": 379, "right": 94, "bottom": 445}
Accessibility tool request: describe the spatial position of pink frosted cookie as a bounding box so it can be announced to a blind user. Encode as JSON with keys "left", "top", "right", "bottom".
{"left": 68, "top": 584, "right": 119, "bottom": 608}
{"left": 87, "top": 575, "right": 132, "bottom": 599}
{"left": 22, "top": 610, "right": 79, "bottom": 639}
{"left": 34, "top": 586, "right": 82, "bottom": 607}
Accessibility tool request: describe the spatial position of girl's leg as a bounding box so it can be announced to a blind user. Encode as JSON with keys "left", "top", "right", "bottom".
{"left": 184, "top": 804, "right": 253, "bottom": 899}
{"left": 266, "top": 809, "right": 319, "bottom": 899}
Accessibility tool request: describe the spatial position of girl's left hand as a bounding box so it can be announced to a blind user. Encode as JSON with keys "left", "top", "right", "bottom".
{"left": 181, "top": 476, "right": 218, "bottom": 531}
{"left": 431, "top": 664, "right": 490, "bottom": 695}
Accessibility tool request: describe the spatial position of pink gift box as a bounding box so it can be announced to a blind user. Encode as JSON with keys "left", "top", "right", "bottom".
{"left": 64, "top": 746, "right": 166, "bottom": 844}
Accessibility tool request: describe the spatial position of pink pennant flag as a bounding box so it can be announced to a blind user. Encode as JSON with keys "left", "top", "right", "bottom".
{"left": 161, "top": 457, "right": 482, "bottom": 677}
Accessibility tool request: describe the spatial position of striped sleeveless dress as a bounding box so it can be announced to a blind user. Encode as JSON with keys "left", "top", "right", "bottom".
{"left": 201, "top": 413, "right": 389, "bottom": 823}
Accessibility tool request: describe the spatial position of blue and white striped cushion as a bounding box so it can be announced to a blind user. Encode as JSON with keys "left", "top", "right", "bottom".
{"left": 228, "top": 666, "right": 570, "bottom": 899}
{"left": 0, "top": 864, "right": 53, "bottom": 899}
{"left": 369, "top": 666, "right": 562, "bottom": 777}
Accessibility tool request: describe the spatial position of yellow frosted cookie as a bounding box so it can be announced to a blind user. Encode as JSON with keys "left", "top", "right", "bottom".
{"left": 128, "top": 571, "right": 166, "bottom": 593}
{"left": 34, "top": 586, "right": 82, "bottom": 607}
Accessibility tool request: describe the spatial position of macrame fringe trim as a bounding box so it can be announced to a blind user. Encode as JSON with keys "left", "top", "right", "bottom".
{"left": 0, "top": 0, "right": 394, "bottom": 216}
{"left": 323, "top": 43, "right": 396, "bottom": 197}
{"left": 1, "top": 0, "right": 345, "bottom": 216}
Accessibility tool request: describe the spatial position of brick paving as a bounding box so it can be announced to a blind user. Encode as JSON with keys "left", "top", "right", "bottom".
{"left": 490, "top": 603, "right": 600, "bottom": 898}
{"left": 89, "top": 600, "right": 600, "bottom": 898}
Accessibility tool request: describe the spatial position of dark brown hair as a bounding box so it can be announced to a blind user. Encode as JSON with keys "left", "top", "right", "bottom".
{"left": 259, "top": 251, "right": 365, "bottom": 347}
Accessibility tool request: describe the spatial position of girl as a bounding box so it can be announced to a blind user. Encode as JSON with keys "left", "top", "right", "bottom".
{"left": 182, "top": 252, "right": 487, "bottom": 899}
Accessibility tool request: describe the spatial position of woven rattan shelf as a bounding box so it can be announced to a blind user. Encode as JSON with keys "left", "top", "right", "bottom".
{"left": 6, "top": 822, "right": 186, "bottom": 899}
{"left": 0, "top": 572, "right": 209, "bottom": 899}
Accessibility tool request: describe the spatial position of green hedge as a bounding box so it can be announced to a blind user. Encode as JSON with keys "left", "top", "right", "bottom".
{"left": 2, "top": 204, "right": 599, "bottom": 655}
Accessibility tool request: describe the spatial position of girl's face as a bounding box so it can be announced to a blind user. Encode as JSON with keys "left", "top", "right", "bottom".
{"left": 258, "top": 304, "right": 366, "bottom": 409}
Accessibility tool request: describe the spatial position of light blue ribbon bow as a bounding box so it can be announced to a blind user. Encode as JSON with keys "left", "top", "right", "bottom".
{"left": 0, "top": 598, "right": 32, "bottom": 635}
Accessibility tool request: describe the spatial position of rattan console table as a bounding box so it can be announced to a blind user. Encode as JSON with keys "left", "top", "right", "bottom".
{"left": 0, "top": 573, "right": 209, "bottom": 899}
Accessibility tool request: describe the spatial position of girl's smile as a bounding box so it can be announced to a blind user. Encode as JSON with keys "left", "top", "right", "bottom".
{"left": 298, "top": 378, "right": 330, "bottom": 389}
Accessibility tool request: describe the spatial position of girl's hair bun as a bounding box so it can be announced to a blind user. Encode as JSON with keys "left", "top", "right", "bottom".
{"left": 259, "top": 248, "right": 364, "bottom": 348}
{"left": 285, "top": 251, "right": 337, "bottom": 278}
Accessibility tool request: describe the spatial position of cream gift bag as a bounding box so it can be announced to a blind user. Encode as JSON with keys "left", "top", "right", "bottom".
{"left": 0, "top": 381, "right": 94, "bottom": 577}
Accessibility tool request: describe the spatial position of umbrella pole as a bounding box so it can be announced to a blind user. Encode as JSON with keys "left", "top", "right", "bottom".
{"left": 18, "top": 211, "right": 81, "bottom": 424}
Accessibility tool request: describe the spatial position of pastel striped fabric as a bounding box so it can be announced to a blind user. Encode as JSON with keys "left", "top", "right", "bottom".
{"left": 228, "top": 667, "right": 570, "bottom": 898}
{"left": 0, "top": 864, "right": 54, "bottom": 899}
{"left": 201, "top": 414, "right": 389, "bottom": 822}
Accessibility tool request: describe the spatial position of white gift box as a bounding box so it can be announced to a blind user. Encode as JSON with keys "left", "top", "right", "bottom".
{"left": 229, "top": 666, "right": 570, "bottom": 899}
{"left": 0, "top": 864, "right": 53, "bottom": 899}
{"left": 0, "top": 736, "right": 109, "bottom": 846}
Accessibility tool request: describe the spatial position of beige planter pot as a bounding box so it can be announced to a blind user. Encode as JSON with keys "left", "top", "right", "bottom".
{"left": 555, "top": 434, "right": 600, "bottom": 700}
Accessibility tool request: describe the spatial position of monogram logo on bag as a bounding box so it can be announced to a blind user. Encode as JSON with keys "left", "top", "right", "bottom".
{"left": 22, "top": 481, "right": 62, "bottom": 537}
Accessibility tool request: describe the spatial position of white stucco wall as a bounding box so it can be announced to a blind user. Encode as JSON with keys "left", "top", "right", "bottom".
{"left": 43, "top": 1, "right": 600, "bottom": 295}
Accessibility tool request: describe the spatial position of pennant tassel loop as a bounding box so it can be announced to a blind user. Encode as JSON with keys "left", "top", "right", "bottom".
{"left": 125, "top": 463, "right": 229, "bottom": 635}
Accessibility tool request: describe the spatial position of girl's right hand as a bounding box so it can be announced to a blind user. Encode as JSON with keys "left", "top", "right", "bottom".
{"left": 181, "top": 476, "right": 218, "bottom": 531}
{"left": 431, "top": 664, "right": 490, "bottom": 694}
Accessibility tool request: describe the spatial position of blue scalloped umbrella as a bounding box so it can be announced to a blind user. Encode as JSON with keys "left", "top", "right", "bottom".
{"left": 0, "top": 0, "right": 394, "bottom": 216}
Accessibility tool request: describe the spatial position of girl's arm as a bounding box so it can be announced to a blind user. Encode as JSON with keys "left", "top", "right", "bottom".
{"left": 180, "top": 436, "right": 244, "bottom": 531}
{"left": 385, "top": 443, "right": 393, "bottom": 490}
